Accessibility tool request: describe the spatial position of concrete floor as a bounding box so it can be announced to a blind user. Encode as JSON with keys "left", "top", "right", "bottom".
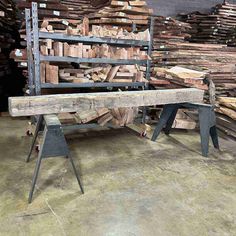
{"left": 0, "top": 116, "right": 235, "bottom": 236}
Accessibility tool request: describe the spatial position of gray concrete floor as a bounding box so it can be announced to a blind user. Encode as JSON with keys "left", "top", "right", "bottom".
{"left": 0, "top": 116, "right": 235, "bottom": 236}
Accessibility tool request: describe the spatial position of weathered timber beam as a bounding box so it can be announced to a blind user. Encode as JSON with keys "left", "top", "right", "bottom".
{"left": 9, "top": 89, "right": 204, "bottom": 117}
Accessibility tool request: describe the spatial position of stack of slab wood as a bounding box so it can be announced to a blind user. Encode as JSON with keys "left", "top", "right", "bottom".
{"left": 152, "top": 16, "right": 192, "bottom": 46}
{"left": 152, "top": 40, "right": 236, "bottom": 97}
{"left": 60, "top": 0, "right": 108, "bottom": 19}
{"left": 88, "top": 0, "right": 153, "bottom": 30}
{"left": 216, "top": 97, "right": 236, "bottom": 139}
{"left": 178, "top": 1, "right": 236, "bottom": 44}
{"left": 0, "top": 0, "right": 16, "bottom": 79}
{"left": 16, "top": 0, "right": 69, "bottom": 20}
{"left": 152, "top": 66, "right": 208, "bottom": 91}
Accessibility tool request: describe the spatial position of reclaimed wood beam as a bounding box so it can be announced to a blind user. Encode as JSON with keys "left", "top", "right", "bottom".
{"left": 9, "top": 88, "right": 204, "bottom": 117}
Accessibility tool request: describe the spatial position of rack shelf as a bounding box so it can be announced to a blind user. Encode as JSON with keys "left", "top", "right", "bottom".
{"left": 25, "top": 2, "right": 154, "bottom": 95}
{"left": 38, "top": 32, "right": 149, "bottom": 47}
{"left": 41, "top": 82, "right": 146, "bottom": 89}
{"left": 40, "top": 56, "right": 149, "bottom": 65}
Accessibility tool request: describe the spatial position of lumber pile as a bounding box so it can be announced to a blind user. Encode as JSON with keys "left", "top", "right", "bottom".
{"left": 152, "top": 42, "right": 236, "bottom": 97}
{"left": 60, "top": 0, "right": 108, "bottom": 19}
{"left": 216, "top": 97, "right": 236, "bottom": 139}
{"left": 57, "top": 65, "right": 147, "bottom": 84}
{"left": 16, "top": 0, "right": 69, "bottom": 20}
{"left": 152, "top": 66, "right": 208, "bottom": 90}
{"left": 39, "top": 64, "right": 147, "bottom": 84}
{"left": 41, "top": 41, "right": 149, "bottom": 59}
{"left": 0, "top": 0, "right": 16, "bottom": 79}
{"left": 150, "top": 16, "right": 193, "bottom": 89}
{"left": 88, "top": 0, "right": 153, "bottom": 30}
{"left": 55, "top": 107, "right": 139, "bottom": 127}
{"left": 74, "top": 107, "right": 138, "bottom": 127}
{"left": 178, "top": 2, "right": 236, "bottom": 44}
{"left": 28, "top": 20, "right": 149, "bottom": 85}
{"left": 152, "top": 16, "right": 192, "bottom": 45}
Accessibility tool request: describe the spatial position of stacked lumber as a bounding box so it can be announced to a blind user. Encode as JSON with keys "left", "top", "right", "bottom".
{"left": 41, "top": 41, "right": 149, "bottom": 59}
{"left": 57, "top": 65, "right": 147, "bottom": 84}
{"left": 74, "top": 107, "right": 138, "bottom": 127}
{"left": 152, "top": 16, "right": 192, "bottom": 46}
{"left": 40, "top": 64, "right": 147, "bottom": 84}
{"left": 38, "top": 19, "right": 150, "bottom": 40}
{"left": 152, "top": 42, "right": 236, "bottom": 97}
{"left": 152, "top": 66, "right": 208, "bottom": 90}
{"left": 150, "top": 16, "right": 193, "bottom": 89}
{"left": 34, "top": 21, "right": 149, "bottom": 85}
{"left": 16, "top": 0, "right": 69, "bottom": 20}
{"left": 216, "top": 97, "right": 236, "bottom": 139}
{"left": 88, "top": 0, "right": 153, "bottom": 30}
{"left": 60, "top": 0, "right": 108, "bottom": 19}
{"left": 179, "top": 2, "right": 236, "bottom": 44}
{"left": 0, "top": 0, "right": 16, "bottom": 79}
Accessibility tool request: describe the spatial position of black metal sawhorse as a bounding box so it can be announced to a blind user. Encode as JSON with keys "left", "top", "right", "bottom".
{"left": 27, "top": 114, "right": 84, "bottom": 203}
{"left": 151, "top": 103, "right": 220, "bottom": 157}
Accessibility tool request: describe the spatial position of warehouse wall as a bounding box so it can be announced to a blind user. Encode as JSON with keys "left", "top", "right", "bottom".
{"left": 147, "top": 0, "right": 236, "bottom": 16}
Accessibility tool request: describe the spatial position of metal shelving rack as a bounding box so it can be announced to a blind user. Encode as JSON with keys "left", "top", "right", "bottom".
{"left": 25, "top": 2, "right": 154, "bottom": 96}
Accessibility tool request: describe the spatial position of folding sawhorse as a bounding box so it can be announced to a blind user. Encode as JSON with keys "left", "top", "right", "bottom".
{"left": 151, "top": 103, "right": 220, "bottom": 157}
{"left": 27, "top": 114, "right": 84, "bottom": 203}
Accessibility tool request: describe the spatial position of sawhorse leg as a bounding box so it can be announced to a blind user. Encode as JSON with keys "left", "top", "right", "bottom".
{"left": 198, "top": 106, "right": 219, "bottom": 157}
{"left": 152, "top": 103, "right": 220, "bottom": 157}
{"left": 27, "top": 115, "right": 84, "bottom": 204}
{"left": 151, "top": 104, "right": 179, "bottom": 141}
{"left": 26, "top": 115, "right": 43, "bottom": 163}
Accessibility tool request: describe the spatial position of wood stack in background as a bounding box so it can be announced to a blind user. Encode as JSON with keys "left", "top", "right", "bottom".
{"left": 0, "top": 0, "right": 16, "bottom": 78}
{"left": 88, "top": 0, "right": 153, "bottom": 30}
{"left": 216, "top": 97, "right": 236, "bottom": 139}
{"left": 61, "top": 0, "right": 108, "bottom": 19}
{"left": 149, "top": 13, "right": 236, "bottom": 137}
{"left": 152, "top": 42, "right": 236, "bottom": 97}
{"left": 0, "top": 0, "right": 20, "bottom": 110}
{"left": 178, "top": 1, "right": 236, "bottom": 44}
{"left": 150, "top": 16, "right": 202, "bottom": 89}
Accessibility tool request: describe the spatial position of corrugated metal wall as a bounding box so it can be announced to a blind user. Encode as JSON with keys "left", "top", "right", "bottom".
{"left": 147, "top": 0, "right": 236, "bottom": 16}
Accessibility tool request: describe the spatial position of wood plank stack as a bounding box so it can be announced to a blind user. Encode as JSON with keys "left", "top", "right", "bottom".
{"left": 152, "top": 41, "right": 236, "bottom": 97}
{"left": 0, "top": 0, "right": 18, "bottom": 110}
{"left": 88, "top": 0, "right": 153, "bottom": 30}
{"left": 16, "top": 0, "right": 69, "bottom": 20}
{"left": 0, "top": 0, "right": 16, "bottom": 78}
{"left": 152, "top": 66, "right": 208, "bottom": 90}
{"left": 178, "top": 1, "right": 236, "bottom": 44}
{"left": 216, "top": 97, "right": 236, "bottom": 139}
{"left": 152, "top": 16, "right": 192, "bottom": 45}
{"left": 57, "top": 65, "right": 147, "bottom": 84}
{"left": 74, "top": 107, "right": 138, "bottom": 127}
{"left": 150, "top": 16, "right": 193, "bottom": 89}
{"left": 60, "top": 0, "right": 108, "bottom": 19}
